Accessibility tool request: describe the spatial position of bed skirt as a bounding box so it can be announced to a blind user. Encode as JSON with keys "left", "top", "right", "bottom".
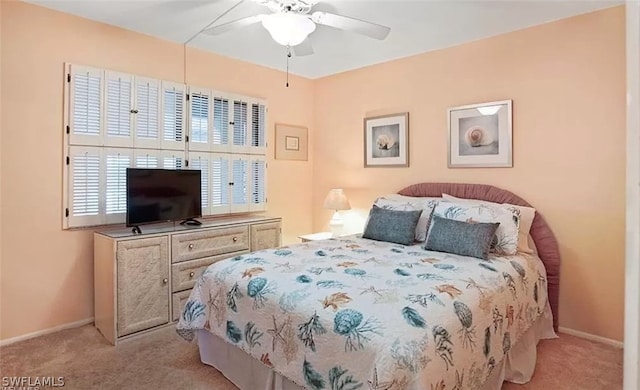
{"left": 195, "top": 303, "right": 557, "bottom": 390}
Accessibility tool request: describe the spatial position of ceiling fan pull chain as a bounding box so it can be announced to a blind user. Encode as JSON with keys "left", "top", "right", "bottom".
{"left": 286, "top": 46, "right": 292, "bottom": 88}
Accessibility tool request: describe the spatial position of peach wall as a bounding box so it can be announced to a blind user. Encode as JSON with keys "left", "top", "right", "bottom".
{"left": 0, "top": 1, "right": 314, "bottom": 341}
{"left": 313, "top": 7, "right": 626, "bottom": 341}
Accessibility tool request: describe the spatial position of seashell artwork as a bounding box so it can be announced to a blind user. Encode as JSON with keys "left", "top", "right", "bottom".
{"left": 376, "top": 134, "right": 395, "bottom": 150}
{"left": 365, "top": 112, "right": 408, "bottom": 166}
{"left": 465, "top": 126, "right": 493, "bottom": 147}
{"left": 448, "top": 100, "right": 512, "bottom": 167}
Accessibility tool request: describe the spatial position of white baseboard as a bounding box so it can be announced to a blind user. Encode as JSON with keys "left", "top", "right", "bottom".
{"left": 559, "top": 326, "right": 624, "bottom": 349}
{"left": 0, "top": 317, "right": 94, "bottom": 347}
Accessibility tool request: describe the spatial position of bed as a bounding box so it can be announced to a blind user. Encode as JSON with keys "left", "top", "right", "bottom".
{"left": 177, "top": 183, "right": 561, "bottom": 390}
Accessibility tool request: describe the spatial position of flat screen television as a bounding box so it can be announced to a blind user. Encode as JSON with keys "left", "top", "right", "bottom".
{"left": 126, "top": 168, "right": 201, "bottom": 227}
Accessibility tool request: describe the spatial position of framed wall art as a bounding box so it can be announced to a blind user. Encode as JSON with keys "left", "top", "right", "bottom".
{"left": 275, "top": 123, "right": 308, "bottom": 161}
{"left": 364, "top": 112, "right": 409, "bottom": 167}
{"left": 448, "top": 100, "right": 513, "bottom": 168}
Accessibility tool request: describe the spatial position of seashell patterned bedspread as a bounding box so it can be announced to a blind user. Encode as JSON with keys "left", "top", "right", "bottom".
{"left": 176, "top": 235, "right": 549, "bottom": 390}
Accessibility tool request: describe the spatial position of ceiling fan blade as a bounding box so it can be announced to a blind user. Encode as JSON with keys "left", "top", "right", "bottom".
{"left": 293, "top": 38, "right": 314, "bottom": 56}
{"left": 311, "top": 11, "right": 390, "bottom": 40}
{"left": 202, "top": 15, "right": 266, "bottom": 36}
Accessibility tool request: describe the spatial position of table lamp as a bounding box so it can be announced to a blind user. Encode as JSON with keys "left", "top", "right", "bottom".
{"left": 323, "top": 188, "right": 351, "bottom": 237}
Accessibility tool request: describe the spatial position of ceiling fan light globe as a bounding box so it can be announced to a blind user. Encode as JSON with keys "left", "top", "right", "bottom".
{"left": 262, "top": 12, "right": 316, "bottom": 46}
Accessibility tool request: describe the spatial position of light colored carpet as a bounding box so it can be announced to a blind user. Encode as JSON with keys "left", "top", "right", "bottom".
{"left": 0, "top": 325, "right": 622, "bottom": 390}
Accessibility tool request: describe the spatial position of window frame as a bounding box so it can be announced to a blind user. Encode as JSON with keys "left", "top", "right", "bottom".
{"left": 62, "top": 63, "right": 268, "bottom": 229}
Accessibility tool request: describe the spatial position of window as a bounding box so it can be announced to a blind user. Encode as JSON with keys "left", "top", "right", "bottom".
{"left": 63, "top": 63, "right": 267, "bottom": 229}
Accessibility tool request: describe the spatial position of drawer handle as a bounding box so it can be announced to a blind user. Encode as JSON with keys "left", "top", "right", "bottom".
{"left": 188, "top": 243, "right": 194, "bottom": 250}
{"left": 232, "top": 237, "right": 238, "bottom": 242}
{"left": 189, "top": 272, "right": 195, "bottom": 278}
{"left": 162, "top": 278, "right": 168, "bottom": 284}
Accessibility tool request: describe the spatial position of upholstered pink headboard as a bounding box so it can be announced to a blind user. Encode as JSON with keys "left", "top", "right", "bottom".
{"left": 398, "top": 182, "right": 561, "bottom": 332}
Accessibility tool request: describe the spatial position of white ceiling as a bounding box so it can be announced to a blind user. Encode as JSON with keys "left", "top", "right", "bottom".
{"left": 24, "top": 0, "right": 621, "bottom": 78}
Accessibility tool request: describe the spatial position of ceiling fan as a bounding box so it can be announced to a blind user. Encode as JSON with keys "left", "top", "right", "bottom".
{"left": 201, "top": 0, "right": 391, "bottom": 56}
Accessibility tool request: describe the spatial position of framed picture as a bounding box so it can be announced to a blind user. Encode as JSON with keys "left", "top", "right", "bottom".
{"left": 364, "top": 112, "right": 409, "bottom": 167}
{"left": 448, "top": 100, "right": 513, "bottom": 168}
{"left": 275, "top": 123, "right": 308, "bottom": 161}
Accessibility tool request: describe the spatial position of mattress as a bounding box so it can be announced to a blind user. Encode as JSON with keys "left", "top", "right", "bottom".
{"left": 177, "top": 235, "right": 554, "bottom": 390}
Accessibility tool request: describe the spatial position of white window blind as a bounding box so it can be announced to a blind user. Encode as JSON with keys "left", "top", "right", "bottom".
{"left": 162, "top": 151, "right": 184, "bottom": 170}
{"left": 135, "top": 77, "right": 160, "bottom": 149}
{"left": 231, "top": 157, "right": 249, "bottom": 213}
{"left": 212, "top": 96, "right": 230, "bottom": 152}
{"left": 189, "top": 90, "right": 210, "bottom": 150}
{"left": 211, "top": 155, "right": 230, "bottom": 215}
{"left": 250, "top": 157, "right": 266, "bottom": 211}
{"left": 251, "top": 103, "right": 266, "bottom": 149}
{"left": 105, "top": 149, "right": 131, "bottom": 224}
{"left": 233, "top": 100, "right": 248, "bottom": 147}
{"left": 161, "top": 82, "right": 185, "bottom": 150}
{"left": 68, "top": 146, "right": 102, "bottom": 227}
{"left": 134, "top": 150, "right": 159, "bottom": 168}
{"left": 63, "top": 63, "right": 267, "bottom": 229}
{"left": 105, "top": 72, "right": 132, "bottom": 147}
{"left": 189, "top": 154, "right": 210, "bottom": 215}
{"left": 69, "top": 65, "right": 102, "bottom": 146}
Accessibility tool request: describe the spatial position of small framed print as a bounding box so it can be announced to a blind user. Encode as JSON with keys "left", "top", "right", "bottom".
{"left": 275, "top": 124, "right": 308, "bottom": 161}
{"left": 364, "top": 112, "right": 409, "bottom": 167}
{"left": 448, "top": 100, "right": 513, "bottom": 168}
{"left": 285, "top": 136, "right": 300, "bottom": 151}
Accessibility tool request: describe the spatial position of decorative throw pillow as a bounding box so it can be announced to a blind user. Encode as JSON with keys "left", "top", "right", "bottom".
{"left": 442, "top": 193, "right": 535, "bottom": 254}
{"left": 430, "top": 200, "right": 520, "bottom": 255}
{"left": 424, "top": 216, "right": 499, "bottom": 260}
{"left": 363, "top": 205, "right": 422, "bottom": 246}
{"left": 373, "top": 195, "right": 440, "bottom": 241}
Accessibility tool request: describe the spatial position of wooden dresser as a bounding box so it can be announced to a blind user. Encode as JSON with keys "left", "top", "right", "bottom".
{"left": 93, "top": 215, "right": 281, "bottom": 345}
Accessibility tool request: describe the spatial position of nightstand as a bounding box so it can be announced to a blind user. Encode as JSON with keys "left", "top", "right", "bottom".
{"left": 298, "top": 232, "right": 333, "bottom": 242}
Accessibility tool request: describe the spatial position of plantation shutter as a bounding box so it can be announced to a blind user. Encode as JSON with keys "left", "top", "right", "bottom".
{"left": 134, "top": 77, "right": 161, "bottom": 149}
{"left": 161, "top": 81, "right": 186, "bottom": 150}
{"left": 104, "top": 149, "right": 132, "bottom": 224}
{"left": 68, "top": 146, "right": 103, "bottom": 227}
{"left": 161, "top": 151, "right": 185, "bottom": 170}
{"left": 134, "top": 150, "right": 160, "bottom": 168}
{"left": 249, "top": 156, "right": 266, "bottom": 211}
{"left": 64, "top": 63, "right": 269, "bottom": 228}
{"left": 250, "top": 102, "right": 267, "bottom": 154}
{"left": 210, "top": 154, "right": 230, "bottom": 215}
{"left": 232, "top": 98, "right": 249, "bottom": 153}
{"left": 104, "top": 71, "right": 133, "bottom": 147}
{"left": 188, "top": 88, "right": 211, "bottom": 152}
{"left": 189, "top": 153, "right": 210, "bottom": 215}
{"left": 68, "top": 65, "right": 103, "bottom": 146}
{"left": 212, "top": 95, "right": 230, "bottom": 152}
{"left": 230, "top": 156, "right": 249, "bottom": 213}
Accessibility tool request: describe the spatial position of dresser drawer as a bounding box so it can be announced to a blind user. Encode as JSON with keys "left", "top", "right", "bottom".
{"left": 172, "top": 290, "right": 192, "bottom": 322}
{"left": 250, "top": 222, "right": 282, "bottom": 251}
{"left": 171, "top": 250, "right": 248, "bottom": 293}
{"left": 172, "top": 226, "right": 249, "bottom": 263}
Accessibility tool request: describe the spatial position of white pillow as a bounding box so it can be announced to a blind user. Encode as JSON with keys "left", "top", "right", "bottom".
{"left": 431, "top": 200, "right": 521, "bottom": 255}
{"left": 442, "top": 194, "right": 535, "bottom": 254}
{"left": 373, "top": 194, "right": 440, "bottom": 242}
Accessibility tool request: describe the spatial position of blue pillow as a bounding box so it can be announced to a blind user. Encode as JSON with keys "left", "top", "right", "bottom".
{"left": 424, "top": 216, "right": 499, "bottom": 260}
{"left": 363, "top": 206, "right": 422, "bottom": 246}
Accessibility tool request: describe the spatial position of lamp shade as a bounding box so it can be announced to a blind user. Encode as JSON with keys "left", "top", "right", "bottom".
{"left": 261, "top": 12, "right": 316, "bottom": 47}
{"left": 323, "top": 189, "right": 351, "bottom": 211}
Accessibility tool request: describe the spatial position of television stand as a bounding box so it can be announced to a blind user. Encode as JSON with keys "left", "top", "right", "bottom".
{"left": 180, "top": 218, "right": 202, "bottom": 226}
{"left": 131, "top": 226, "right": 142, "bottom": 234}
